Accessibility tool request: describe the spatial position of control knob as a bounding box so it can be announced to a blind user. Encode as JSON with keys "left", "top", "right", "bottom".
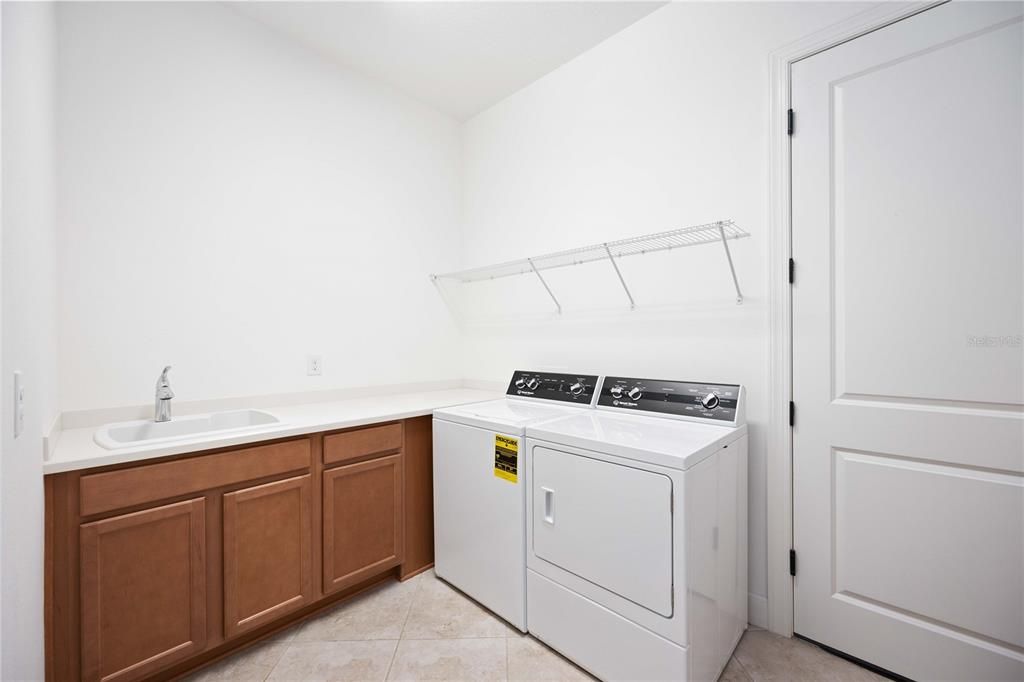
{"left": 514, "top": 378, "right": 526, "bottom": 389}
{"left": 627, "top": 387, "right": 643, "bottom": 401}
{"left": 700, "top": 393, "right": 720, "bottom": 410}
{"left": 610, "top": 385, "right": 624, "bottom": 398}
{"left": 526, "top": 377, "right": 540, "bottom": 391}
{"left": 569, "top": 382, "right": 584, "bottom": 396}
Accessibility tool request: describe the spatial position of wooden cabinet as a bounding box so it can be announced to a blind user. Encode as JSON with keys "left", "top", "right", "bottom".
{"left": 80, "top": 498, "right": 207, "bottom": 682}
{"left": 323, "top": 454, "right": 404, "bottom": 594}
{"left": 223, "top": 475, "right": 312, "bottom": 638}
{"left": 400, "top": 416, "right": 434, "bottom": 579}
{"left": 48, "top": 418, "right": 435, "bottom": 681}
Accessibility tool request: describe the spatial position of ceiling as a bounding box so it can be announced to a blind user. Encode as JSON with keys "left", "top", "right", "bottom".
{"left": 230, "top": 2, "right": 667, "bottom": 120}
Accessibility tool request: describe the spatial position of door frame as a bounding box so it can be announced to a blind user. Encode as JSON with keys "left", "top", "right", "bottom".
{"left": 764, "top": 0, "right": 945, "bottom": 637}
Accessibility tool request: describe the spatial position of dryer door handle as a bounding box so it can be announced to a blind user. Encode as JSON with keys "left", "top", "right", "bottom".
{"left": 542, "top": 487, "right": 555, "bottom": 525}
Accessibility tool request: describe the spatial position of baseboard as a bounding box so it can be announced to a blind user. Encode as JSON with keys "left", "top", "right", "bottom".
{"left": 748, "top": 592, "right": 768, "bottom": 629}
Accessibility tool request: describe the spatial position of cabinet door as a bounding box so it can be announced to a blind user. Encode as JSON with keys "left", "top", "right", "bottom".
{"left": 223, "top": 475, "right": 313, "bottom": 638}
{"left": 323, "top": 455, "right": 404, "bottom": 594}
{"left": 80, "top": 498, "right": 207, "bottom": 682}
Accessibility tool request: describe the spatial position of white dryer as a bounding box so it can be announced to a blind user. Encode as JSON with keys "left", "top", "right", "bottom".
{"left": 432, "top": 370, "right": 599, "bottom": 632}
{"left": 524, "top": 376, "right": 748, "bottom": 681}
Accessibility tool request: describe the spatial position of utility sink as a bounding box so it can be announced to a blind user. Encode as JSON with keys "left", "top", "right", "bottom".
{"left": 94, "top": 409, "right": 282, "bottom": 450}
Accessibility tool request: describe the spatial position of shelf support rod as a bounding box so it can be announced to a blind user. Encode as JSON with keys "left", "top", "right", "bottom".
{"left": 717, "top": 222, "right": 743, "bottom": 304}
{"left": 528, "top": 258, "right": 562, "bottom": 314}
{"left": 603, "top": 244, "right": 635, "bottom": 310}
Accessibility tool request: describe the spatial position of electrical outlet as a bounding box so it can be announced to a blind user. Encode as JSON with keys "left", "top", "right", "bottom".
{"left": 13, "top": 371, "right": 25, "bottom": 438}
{"left": 306, "top": 355, "right": 323, "bottom": 376}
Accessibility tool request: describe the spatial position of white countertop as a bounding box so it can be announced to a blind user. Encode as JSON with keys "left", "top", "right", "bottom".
{"left": 45, "top": 387, "right": 498, "bottom": 474}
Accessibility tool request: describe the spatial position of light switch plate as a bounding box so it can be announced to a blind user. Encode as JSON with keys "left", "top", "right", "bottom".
{"left": 13, "top": 371, "right": 24, "bottom": 438}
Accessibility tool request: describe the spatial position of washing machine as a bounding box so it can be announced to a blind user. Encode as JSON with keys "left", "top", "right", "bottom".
{"left": 524, "top": 376, "right": 748, "bottom": 681}
{"left": 432, "top": 370, "right": 600, "bottom": 631}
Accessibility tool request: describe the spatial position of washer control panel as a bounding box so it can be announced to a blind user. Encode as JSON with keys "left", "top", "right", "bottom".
{"left": 506, "top": 370, "right": 600, "bottom": 404}
{"left": 598, "top": 376, "right": 743, "bottom": 424}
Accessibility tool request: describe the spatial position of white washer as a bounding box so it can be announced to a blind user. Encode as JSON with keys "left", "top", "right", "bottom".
{"left": 432, "top": 370, "right": 600, "bottom": 631}
{"left": 525, "top": 376, "right": 748, "bottom": 681}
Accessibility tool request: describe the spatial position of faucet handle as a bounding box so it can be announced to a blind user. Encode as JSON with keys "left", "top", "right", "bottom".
{"left": 156, "top": 366, "right": 174, "bottom": 399}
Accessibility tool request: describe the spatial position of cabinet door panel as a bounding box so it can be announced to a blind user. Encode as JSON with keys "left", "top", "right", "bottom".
{"left": 323, "top": 455, "right": 404, "bottom": 593}
{"left": 80, "top": 498, "right": 206, "bottom": 682}
{"left": 223, "top": 474, "right": 313, "bottom": 637}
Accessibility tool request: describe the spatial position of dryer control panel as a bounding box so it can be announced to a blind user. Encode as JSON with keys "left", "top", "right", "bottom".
{"left": 506, "top": 370, "right": 600, "bottom": 405}
{"left": 598, "top": 376, "right": 744, "bottom": 425}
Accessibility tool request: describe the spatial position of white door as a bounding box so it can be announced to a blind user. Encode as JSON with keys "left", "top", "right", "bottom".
{"left": 531, "top": 446, "right": 673, "bottom": 616}
{"left": 792, "top": 3, "right": 1024, "bottom": 680}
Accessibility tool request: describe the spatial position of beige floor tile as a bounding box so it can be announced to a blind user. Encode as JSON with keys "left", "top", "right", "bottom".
{"left": 292, "top": 578, "right": 419, "bottom": 642}
{"left": 734, "top": 630, "right": 886, "bottom": 682}
{"left": 185, "top": 637, "right": 290, "bottom": 681}
{"left": 507, "top": 636, "right": 594, "bottom": 681}
{"left": 720, "top": 656, "right": 754, "bottom": 682}
{"left": 387, "top": 638, "right": 508, "bottom": 681}
{"left": 401, "top": 572, "right": 512, "bottom": 639}
{"left": 266, "top": 640, "right": 398, "bottom": 682}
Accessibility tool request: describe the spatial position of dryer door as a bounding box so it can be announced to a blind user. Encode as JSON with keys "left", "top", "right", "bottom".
{"left": 532, "top": 446, "right": 673, "bottom": 616}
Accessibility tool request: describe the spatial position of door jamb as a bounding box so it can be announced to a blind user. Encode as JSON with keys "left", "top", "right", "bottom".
{"left": 765, "top": 0, "right": 945, "bottom": 637}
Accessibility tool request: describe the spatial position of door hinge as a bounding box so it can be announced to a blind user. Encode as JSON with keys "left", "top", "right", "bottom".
{"left": 789, "top": 549, "right": 797, "bottom": 577}
{"left": 788, "top": 258, "right": 795, "bottom": 284}
{"left": 789, "top": 401, "right": 795, "bottom": 427}
{"left": 787, "top": 109, "right": 795, "bottom": 136}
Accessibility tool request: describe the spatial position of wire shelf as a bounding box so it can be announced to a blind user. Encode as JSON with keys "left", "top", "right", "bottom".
{"left": 431, "top": 220, "right": 750, "bottom": 311}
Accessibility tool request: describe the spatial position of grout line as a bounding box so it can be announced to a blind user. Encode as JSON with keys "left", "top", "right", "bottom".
{"left": 385, "top": 573, "right": 423, "bottom": 680}
{"left": 398, "top": 573, "right": 425, "bottom": 641}
{"left": 382, "top": 639, "right": 400, "bottom": 682}
{"left": 263, "top": 640, "right": 292, "bottom": 682}
{"left": 400, "top": 635, "right": 513, "bottom": 640}
{"left": 731, "top": 653, "right": 755, "bottom": 682}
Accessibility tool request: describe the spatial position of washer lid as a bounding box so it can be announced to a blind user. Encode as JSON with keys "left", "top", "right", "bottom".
{"left": 526, "top": 410, "right": 747, "bottom": 470}
{"left": 434, "top": 398, "right": 587, "bottom": 434}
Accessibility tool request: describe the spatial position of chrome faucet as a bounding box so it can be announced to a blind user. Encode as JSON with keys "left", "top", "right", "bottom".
{"left": 155, "top": 366, "right": 174, "bottom": 422}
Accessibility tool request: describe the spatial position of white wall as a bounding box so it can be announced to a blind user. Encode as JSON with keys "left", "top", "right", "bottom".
{"left": 459, "top": 1, "right": 870, "bottom": 625}
{"left": 1, "top": 2, "right": 59, "bottom": 678}
{"left": 56, "top": 2, "right": 464, "bottom": 413}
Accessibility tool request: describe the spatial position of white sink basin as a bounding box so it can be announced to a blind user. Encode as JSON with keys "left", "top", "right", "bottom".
{"left": 94, "top": 409, "right": 282, "bottom": 450}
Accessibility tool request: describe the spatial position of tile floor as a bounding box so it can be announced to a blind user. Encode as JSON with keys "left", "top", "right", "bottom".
{"left": 186, "top": 570, "right": 887, "bottom": 681}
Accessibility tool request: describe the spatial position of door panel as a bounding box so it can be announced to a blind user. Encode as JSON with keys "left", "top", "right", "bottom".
{"left": 834, "top": 451, "right": 1022, "bottom": 648}
{"left": 80, "top": 498, "right": 206, "bottom": 682}
{"left": 323, "top": 454, "right": 404, "bottom": 593}
{"left": 223, "top": 475, "right": 313, "bottom": 637}
{"left": 831, "top": 11, "right": 1023, "bottom": 406}
{"left": 792, "top": 3, "right": 1024, "bottom": 680}
{"left": 532, "top": 446, "right": 673, "bottom": 616}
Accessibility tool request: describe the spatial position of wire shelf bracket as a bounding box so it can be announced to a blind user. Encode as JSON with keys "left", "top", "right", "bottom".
{"left": 431, "top": 220, "right": 750, "bottom": 312}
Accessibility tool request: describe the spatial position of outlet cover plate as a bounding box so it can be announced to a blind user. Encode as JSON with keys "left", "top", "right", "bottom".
{"left": 306, "top": 356, "right": 323, "bottom": 376}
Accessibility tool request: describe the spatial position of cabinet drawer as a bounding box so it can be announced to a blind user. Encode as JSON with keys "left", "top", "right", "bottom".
{"left": 80, "top": 438, "right": 311, "bottom": 517}
{"left": 323, "top": 423, "right": 402, "bottom": 466}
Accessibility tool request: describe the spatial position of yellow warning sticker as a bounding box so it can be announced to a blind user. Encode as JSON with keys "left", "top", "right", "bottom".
{"left": 494, "top": 434, "right": 519, "bottom": 483}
